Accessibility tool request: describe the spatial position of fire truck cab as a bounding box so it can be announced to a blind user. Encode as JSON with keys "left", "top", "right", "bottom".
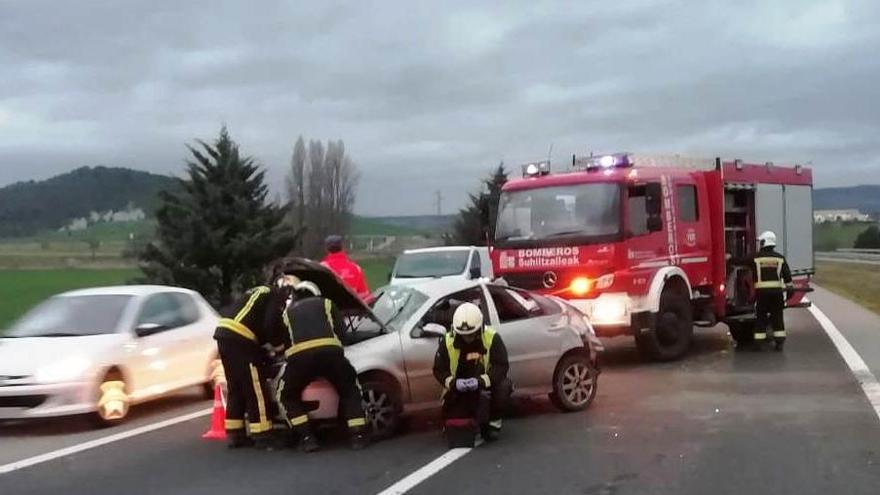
{"left": 491, "top": 153, "right": 814, "bottom": 361}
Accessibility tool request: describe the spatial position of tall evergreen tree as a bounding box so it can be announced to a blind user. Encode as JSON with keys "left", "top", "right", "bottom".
{"left": 453, "top": 162, "right": 508, "bottom": 245}
{"left": 139, "top": 126, "right": 296, "bottom": 307}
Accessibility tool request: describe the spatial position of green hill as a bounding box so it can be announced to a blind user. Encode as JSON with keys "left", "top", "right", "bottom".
{"left": 349, "top": 216, "right": 424, "bottom": 236}
{"left": 815, "top": 185, "right": 880, "bottom": 215}
{"left": 0, "top": 166, "right": 177, "bottom": 238}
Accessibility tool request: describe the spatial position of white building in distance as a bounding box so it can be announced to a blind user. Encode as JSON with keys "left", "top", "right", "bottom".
{"left": 813, "top": 209, "right": 871, "bottom": 223}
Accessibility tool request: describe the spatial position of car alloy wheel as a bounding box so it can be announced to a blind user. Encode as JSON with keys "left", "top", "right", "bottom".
{"left": 361, "top": 381, "right": 400, "bottom": 439}
{"left": 561, "top": 362, "right": 594, "bottom": 407}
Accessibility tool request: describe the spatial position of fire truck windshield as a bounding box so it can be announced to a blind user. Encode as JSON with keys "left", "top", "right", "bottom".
{"left": 495, "top": 183, "right": 621, "bottom": 245}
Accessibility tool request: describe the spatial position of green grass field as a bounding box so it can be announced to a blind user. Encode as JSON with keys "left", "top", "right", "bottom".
{"left": 0, "top": 269, "right": 140, "bottom": 329}
{"left": 349, "top": 216, "right": 423, "bottom": 236}
{"left": 815, "top": 260, "right": 880, "bottom": 316}
{"left": 358, "top": 257, "right": 394, "bottom": 290}
{"left": 813, "top": 222, "right": 875, "bottom": 251}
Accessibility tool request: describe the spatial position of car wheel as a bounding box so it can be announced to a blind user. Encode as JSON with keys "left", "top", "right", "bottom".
{"left": 728, "top": 320, "right": 755, "bottom": 346}
{"left": 635, "top": 288, "right": 693, "bottom": 361}
{"left": 92, "top": 371, "right": 130, "bottom": 427}
{"left": 361, "top": 380, "right": 401, "bottom": 440}
{"left": 550, "top": 353, "right": 598, "bottom": 412}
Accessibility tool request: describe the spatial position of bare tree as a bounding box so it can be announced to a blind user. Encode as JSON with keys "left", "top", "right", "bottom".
{"left": 288, "top": 137, "right": 359, "bottom": 258}
{"left": 287, "top": 136, "right": 307, "bottom": 243}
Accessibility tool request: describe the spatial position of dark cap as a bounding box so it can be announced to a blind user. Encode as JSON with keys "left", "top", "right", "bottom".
{"left": 325, "top": 235, "right": 343, "bottom": 253}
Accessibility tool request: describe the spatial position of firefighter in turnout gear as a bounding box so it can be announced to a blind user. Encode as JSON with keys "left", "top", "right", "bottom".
{"left": 746, "top": 231, "right": 793, "bottom": 351}
{"left": 433, "top": 303, "right": 511, "bottom": 442}
{"left": 276, "top": 280, "right": 369, "bottom": 452}
{"left": 214, "top": 276, "right": 294, "bottom": 448}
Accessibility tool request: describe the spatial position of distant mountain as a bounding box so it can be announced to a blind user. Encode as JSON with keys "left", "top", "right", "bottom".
{"left": 0, "top": 166, "right": 177, "bottom": 238}
{"left": 814, "top": 185, "right": 880, "bottom": 215}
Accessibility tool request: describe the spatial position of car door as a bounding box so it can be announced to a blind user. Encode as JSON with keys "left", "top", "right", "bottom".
{"left": 128, "top": 293, "right": 192, "bottom": 396}
{"left": 165, "top": 292, "right": 211, "bottom": 386}
{"left": 484, "top": 285, "right": 564, "bottom": 390}
{"left": 402, "top": 286, "right": 489, "bottom": 405}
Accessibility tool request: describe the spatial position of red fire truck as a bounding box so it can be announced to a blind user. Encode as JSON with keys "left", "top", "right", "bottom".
{"left": 491, "top": 153, "right": 814, "bottom": 361}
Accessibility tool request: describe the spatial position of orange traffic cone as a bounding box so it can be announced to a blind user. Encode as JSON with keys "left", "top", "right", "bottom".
{"left": 202, "top": 383, "right": 226, "bottom": 440}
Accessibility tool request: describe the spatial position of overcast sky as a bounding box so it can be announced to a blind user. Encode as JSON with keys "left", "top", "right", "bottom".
{"left": 1, "top": 0, "right": 878, "bottom": 215}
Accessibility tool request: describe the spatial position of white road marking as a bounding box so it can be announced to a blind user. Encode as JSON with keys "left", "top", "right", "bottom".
{"left": 376, "top": 439, "right": 484, "bottom": 495}
{"left": 0, "top": 408, "right": 212, "bottom": 475}
{"left": 809, "top": 304, "right": 880, "bottom": 422}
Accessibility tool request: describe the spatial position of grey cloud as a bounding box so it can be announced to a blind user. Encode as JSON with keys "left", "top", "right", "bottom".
{"left": 1, "top": 0, "right": 879, "bottom": 216}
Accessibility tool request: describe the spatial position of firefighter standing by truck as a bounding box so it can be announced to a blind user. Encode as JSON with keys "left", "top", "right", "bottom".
{"left": 744, "top": 231, "right": 793, "bottom": 351}
{"left": 214, "top": 277, "right": 294, "bottom": 449}
{"left": 433, "top": 302, "right": 512, "bottom": 443}
{"left": 276, "top": 279, "right": 370, "bottom": 452}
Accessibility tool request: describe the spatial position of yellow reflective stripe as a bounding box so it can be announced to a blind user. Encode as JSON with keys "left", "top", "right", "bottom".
{"left": 218, "top": 318, "right": 257, "bottom": 341}
{"left": 754, "top": 333, "right": 767, "bottom": 340}
{"left": 248, "top": 364, "right": 268, "bottom": 428}
{"left": 755, "top": 280, "right": 785, "bottom": 289}
{"left": 325, "top": 299, "right": 334, "bottom": 329}
{"left": 489, "top": 419, "right": 503, "bottom": 429}
{"left": 283, "top": 309, "right": 293, "bottom": 346}
{"left": 235, "top": 287, "right": 270, "bottom": 322}
{"left": 347, "top": 417, "right": 367, "bottom": 428}
{"left": 284, "top": 337, "right": 342, "bottom": 357}
{"left": 444, "top": 376, "right": 454, "bottom": 389}
{"left": 275, "top": 378, "right": 288, "bottom": 417}
{"left": 290, "top": 414, "right": 309, "bottom": 426}
{"left": 773, "top": 331, "right": 787, "bottom": 338}
{"left": 249, "top": 422, "right": 267, "bottom": 433}
{"left": 225, "top": 419, "right": 245, "bottom": 430}
{"left": 480, "top": 374, "right": 491, "bottom": 388}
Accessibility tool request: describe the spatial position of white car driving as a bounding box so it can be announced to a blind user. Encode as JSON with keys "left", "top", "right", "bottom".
{"left": 0, "top": 286, "right": 219, "bottom": 425}
{"left": 276, "top": 258, "right": 603, "bottom": 439}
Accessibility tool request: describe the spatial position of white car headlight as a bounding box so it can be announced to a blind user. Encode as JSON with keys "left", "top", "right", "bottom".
{"left": 35, "top": 356, "right": 93, "bottom": 383}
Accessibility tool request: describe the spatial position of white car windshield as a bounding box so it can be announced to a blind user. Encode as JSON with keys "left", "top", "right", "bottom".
{"left": 394, "top": 251, "right": 470, "bottom": 278}
{"left": 496, "top": 183, "right": 621, "bottom": 242}
{"left": 371, "top": 286, "right": 429, "bottom": 331}
{"left": 6, "top": 295, "right": 133, "bottom": 337}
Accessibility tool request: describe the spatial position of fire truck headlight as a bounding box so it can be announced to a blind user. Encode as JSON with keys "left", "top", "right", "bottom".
{"left": 525, "top": 163, "right": 539, "bottom": 176}
{"left": 569, "top": 277, "right": 591, "bottom": 296}
{"left": 595, "top": 274, "right": 614, "bottom": 290}
{"left": 592, "top": 297, "right": 628, "bottom": 325}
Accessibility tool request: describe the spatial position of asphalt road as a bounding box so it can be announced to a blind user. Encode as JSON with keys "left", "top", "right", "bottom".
{"left": 3, "top": 306, "right": 880, "bottom": 494}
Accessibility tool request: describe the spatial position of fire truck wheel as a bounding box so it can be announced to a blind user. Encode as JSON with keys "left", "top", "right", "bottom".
{"left": 728, "top": 321, "right": 755, "bottom": 345}
{"left": 635, "top": 288, "right": 693, "bottom": 361}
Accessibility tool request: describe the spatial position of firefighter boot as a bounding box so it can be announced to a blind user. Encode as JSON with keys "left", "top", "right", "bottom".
{"left": 774, "top": 340, "right": 785, "bottom": 352}
{"left": 227, "top": 429, "right": 254, "bottom": 449}
{"left": 350, "top": 427, "right": 371, "bottom": 451}
{"left": 252, "top": 432, "right": 275, "bottom": 451}
{"left": 298, "top": 427, "right": 320, "bottom": 454}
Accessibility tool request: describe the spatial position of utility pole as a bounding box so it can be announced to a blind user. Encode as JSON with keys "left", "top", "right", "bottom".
{"left": 434, "top": 190, "right": 443, "bottom": 215}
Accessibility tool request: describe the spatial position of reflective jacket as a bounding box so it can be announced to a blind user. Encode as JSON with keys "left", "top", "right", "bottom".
{"left": 747, "top": 247, "right": 793, "bottom": 292}
{"left": 214, "top": 286, "right": 289, "bottom": 347}
{"left": 282, "top": 296, "right": 347, "bottom": 357}
{"left": 321, "top": 251, "right": 371, "bottom": 300}
{"left": 433, "top": 326, "right": 509, "bottom": 391}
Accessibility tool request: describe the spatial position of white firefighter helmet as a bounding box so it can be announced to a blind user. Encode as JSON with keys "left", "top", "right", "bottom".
{"left": 275, "top": 274, "right": 301, "bottom": 289}
{"left": 452, "top": 302, "right": 484, "bottom": 336}
{"left": 294, "top": 280, "right": 322, "bottom": 297}
{"left": 758, "top": 231, "right": 777, "bottom": 248}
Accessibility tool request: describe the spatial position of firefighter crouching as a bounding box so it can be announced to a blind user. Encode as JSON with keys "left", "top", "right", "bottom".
{"left": 747, "top": 231, "right": 794, "bottom": 351}
{"left": 276, "top": 280, "right": 369, "bottom": 452}
{"left": 433, "top": 303, "right": 512, "bottom": 444}
{"left": 214, "top": 277, "right": 294, "bottom": 449}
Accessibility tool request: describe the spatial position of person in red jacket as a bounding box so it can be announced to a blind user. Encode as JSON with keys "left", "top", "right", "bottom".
{"left": 321, "top": 235, "right": 371, "bottom": 300}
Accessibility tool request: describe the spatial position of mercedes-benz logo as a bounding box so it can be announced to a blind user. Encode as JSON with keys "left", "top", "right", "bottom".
{"left": 542, "top": 271, "right": 558, "bottom": 289}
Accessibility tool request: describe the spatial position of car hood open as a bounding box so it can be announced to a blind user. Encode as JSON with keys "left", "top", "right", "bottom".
{"left": 271, "top": 257, "right": 383, "bottom": 322}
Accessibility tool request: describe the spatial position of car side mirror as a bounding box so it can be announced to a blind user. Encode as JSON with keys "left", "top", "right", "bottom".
{"left": 420, "top": 323, "right": 447, "bottom": 339}
{"left": 135, "top": 322, "right": 166, "bottom": 337}
{"left": 468, "top": 266, "right": 481, "bottom": 279}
